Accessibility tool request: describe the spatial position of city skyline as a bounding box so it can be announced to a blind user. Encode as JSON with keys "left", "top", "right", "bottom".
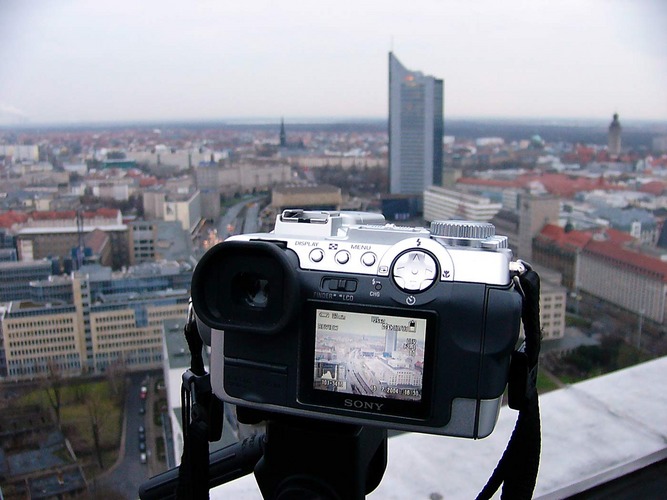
{"left": 1, "top": 0, "right": 666, "bottom": 126}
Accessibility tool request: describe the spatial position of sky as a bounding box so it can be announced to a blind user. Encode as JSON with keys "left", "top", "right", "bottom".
{"left": 0, "top": 0, "right": 665, "bottom": 125}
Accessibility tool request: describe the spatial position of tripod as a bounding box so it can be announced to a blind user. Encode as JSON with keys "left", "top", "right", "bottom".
{"left": 139, "top": 412, "right": 387, "bottom": 500}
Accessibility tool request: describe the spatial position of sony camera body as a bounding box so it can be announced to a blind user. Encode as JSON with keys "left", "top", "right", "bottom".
{"left": 191, "top": 209, "right": 522, "bottom": 438}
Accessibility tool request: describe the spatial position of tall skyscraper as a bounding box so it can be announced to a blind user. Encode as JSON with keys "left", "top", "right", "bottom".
{"left": 608, "top": 113, "right": 622, "bottom": 158}
{"left": 388, "top": 52, "right": 444, "bottom": 196}
{"left": 384, "top": 329, "right": 398, "bottom": 358}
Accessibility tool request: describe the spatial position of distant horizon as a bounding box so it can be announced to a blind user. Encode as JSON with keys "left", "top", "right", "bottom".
{"left": 2, "top": 114, "right": 667, "bottom": 131}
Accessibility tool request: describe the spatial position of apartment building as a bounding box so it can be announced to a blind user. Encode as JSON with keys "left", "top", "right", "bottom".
{"left": 0, "top": 261, "right": 192, "bottom": 380}
{"left": 517, "top": 193, "right": 560, "bottom": 262}
{"left": 0, "top": 301, "right": 83, "bottom": 379}
{"left": 532, "top": 223, "right": 667, "bottom": 325}
{"left": 578, "top": 239, "right": 667, "bottom": 325}
{"left": 143, "top": 187, "right": 202, "bottom": 234}
{"left": 539, "top": 275, "right": 567, "bottom": 341}
{"left": 195, "top": 161, "right": 292, "bottom": 197}
{"left": 90, "top": 291, "right": 188, "bottom": 372}
{"left": 129, "top": 220, "right": 194, "bottom": 264}
{"left": 533, "top": 224, "right": 635, "bottom": 291}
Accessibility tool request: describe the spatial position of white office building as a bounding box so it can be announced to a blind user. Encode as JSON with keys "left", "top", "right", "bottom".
{"left": 423, "top": 186, "right": 502, "bottom": 222}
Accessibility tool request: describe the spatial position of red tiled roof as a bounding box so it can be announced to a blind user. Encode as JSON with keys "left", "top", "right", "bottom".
{"left": 584, "top": 240, "right": 667, "bottom": 282}
{"left": 0, "top": 211, "right": 29, "bottom": 228}
{"left": 139, "top": 177, "right": 158, "bottom": 187}
{"left": 600, "top": 228, "right": 635, "bottom": 245}
{"left": 28, "top": 208, "right": 120, "bottom": 220}
{"left": 537, "top": 224, "right": 634, "bottom": 251}
{"left": 457, "top": 177, "right": 518, "bottom": 188}
{"left": 639, "top": 181, "right": 665, "bottom": 196}
{"left": 458, "top": 173, "right": 624, "bottom": 198}
{"left": 93, "top": 208, "right": 120, "bottom": 218}
{"left": 536, "top": 224, "right": 591, "bottom": 249}
{"left": 31, "top": 210, "right": 76, "bottom": 220}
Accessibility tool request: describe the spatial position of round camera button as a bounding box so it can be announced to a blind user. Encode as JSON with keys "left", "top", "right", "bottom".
{"left": 310, "top": 248, "right": 325, "bottom": 263}
{"left": 361, "top": 252, "right": 377, "bottom": 266}
{"left": 335, "top": 250, "right": 350, "bottom": 264}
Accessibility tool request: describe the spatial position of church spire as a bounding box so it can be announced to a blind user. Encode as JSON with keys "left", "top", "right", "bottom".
{"left": 279, "top": 117, "right": 286, "bottom": 147}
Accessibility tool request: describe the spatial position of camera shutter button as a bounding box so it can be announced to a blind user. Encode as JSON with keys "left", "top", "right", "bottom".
{"left": 310, "top": 248, "right": 324, "bottom": 263}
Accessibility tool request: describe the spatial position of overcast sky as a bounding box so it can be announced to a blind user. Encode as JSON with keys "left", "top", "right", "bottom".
{"left": 1, "top": 0, "right": 665, "bottom": 125}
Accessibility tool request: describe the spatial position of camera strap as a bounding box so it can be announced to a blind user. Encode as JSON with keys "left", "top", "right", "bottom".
{"left": 176, "top": 304, "right": 224, "bottom": 500}
{"left": 476, "top": 265, "right": 542, "bottom": 500}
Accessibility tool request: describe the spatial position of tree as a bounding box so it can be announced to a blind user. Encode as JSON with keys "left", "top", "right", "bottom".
{"left": 43, "top": 361, "right": 64, "bottom": 426}
{"left": 105, "top": 359, "right": 127, "bottom": 405}
{"left": 86, "top": 391, "right": 107, "bottom": 470}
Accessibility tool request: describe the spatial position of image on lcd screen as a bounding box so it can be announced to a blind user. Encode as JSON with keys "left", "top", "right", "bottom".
{"left": 313, "top": 309, "right": 427, "bottom": 401}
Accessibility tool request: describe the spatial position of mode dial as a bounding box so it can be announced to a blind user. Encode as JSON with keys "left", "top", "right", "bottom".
{"left": 430, "top": 220, "right": 498, "bottom": 248}
{"left": 430, "top": 220, "right": 495, "bottom": 239}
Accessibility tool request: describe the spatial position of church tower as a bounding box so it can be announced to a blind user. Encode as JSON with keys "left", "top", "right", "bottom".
{"left": 279, "top": 118, "right": 287, "bottom": 148}
{"left": 608, "top": 113, "right": 622, "bottom": 159}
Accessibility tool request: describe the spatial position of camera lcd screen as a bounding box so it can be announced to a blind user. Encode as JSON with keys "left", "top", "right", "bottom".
{"left": 313, "top": 309, "right": 427, "bottom": 402}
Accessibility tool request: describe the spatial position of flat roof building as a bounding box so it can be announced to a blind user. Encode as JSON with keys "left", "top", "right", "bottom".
{"left": 423, "top": 185, "right": 502, "bottom": 223}
{"left": 271, "top": 185, "right": 342, "bottom": 212}
{"left": 0, "top": 259, "right": 53, "bottom": 302}
{"left": 0, "top": 260, "right": 193, "bottom": 380}
{"left": 578, "top": 238, "right": 667, "bottom": 325}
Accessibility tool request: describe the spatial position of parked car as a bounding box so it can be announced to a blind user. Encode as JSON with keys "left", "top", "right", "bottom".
{"left": 140, "top": 386, "right": 148, "bottom": 400}
{"left": 140, "top": 452, "right": 147, "bottom": 464}
{"left": 139, "top": 441, "right": 146, "bottom": 452}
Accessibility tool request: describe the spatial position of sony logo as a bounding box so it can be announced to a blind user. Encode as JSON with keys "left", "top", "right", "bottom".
{"left": 344, "top": 399, "right": 384, "bottom": 411}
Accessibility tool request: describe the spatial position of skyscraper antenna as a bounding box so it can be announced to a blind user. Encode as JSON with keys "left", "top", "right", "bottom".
{"left": 390, "top": 35, "right": 394, "bottom": 52}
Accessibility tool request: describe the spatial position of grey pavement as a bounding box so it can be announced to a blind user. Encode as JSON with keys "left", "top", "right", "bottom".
{"left": 96, "top": 372, "right": 157, "bottom": 499}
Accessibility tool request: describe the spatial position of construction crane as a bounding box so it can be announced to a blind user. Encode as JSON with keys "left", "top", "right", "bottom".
{"left": 75, "top": 209, "right": 85, "bottom": 270}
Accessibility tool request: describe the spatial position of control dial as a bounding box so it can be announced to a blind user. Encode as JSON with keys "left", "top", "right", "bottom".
{"left": 430, "top": 220, "right": 495, "bottom": 248}
{"left": 392, "top": 250, "right": 437, "bottom": 292}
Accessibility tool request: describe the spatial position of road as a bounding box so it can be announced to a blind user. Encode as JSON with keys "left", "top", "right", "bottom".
{"left": 217, "top": 196, "right": 266, "bottom": 240}
{"left": 96, "top": 372, "right": 157, "bottom": 499}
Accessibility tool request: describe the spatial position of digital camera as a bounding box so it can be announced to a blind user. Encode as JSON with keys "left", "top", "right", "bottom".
{"left": 191, "top": 209, "right": 522, "bottom": 438}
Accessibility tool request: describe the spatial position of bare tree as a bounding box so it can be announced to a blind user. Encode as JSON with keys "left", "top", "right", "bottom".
{"left": 105, "top": 359, "right": 127, "bottom": 405}
{"left": 86, "top": 392, "right": 106, "bottom": 470}
{"left": 43, "top": 360, "right": 64, "bottom": 426}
